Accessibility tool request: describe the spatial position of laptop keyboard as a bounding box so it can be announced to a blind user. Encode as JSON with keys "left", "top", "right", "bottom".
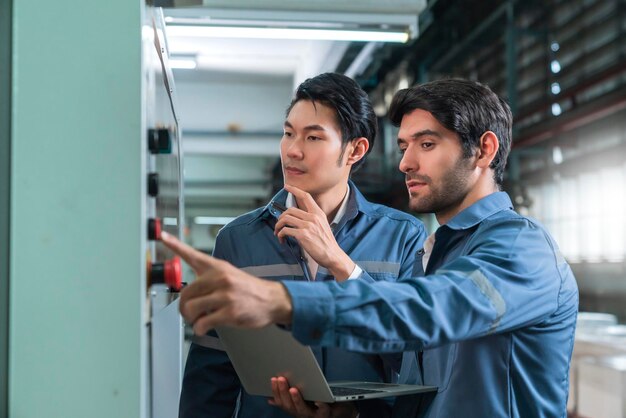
{"left": 330, "top": 386, "right": 383, "bottom": 396}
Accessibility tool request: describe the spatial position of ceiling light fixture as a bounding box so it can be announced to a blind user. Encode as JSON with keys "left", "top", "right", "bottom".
{"left": 166, "top": 25, "right": 409, "bottom": 43}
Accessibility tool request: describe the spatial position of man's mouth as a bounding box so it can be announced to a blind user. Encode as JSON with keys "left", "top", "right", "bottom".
{"left": 285, "top": 166, "right": 306, "bottom": 175}
{"left": 406, "top": 178, "right": 428, "bottom": 193}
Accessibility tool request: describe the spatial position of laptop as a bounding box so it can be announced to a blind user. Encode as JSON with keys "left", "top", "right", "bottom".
{"left": 215, "top": 324, "right": 437, "bottom": 403}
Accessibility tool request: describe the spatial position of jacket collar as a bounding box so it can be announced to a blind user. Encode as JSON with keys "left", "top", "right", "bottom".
{"left": 261, "top": 179, "right": 371, "bottom": 223}
{"left": 444, "top": 191, "right": 513, "bottom": 231}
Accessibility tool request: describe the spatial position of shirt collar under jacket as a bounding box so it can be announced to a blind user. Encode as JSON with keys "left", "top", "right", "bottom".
{"left": 284, "top": 184, "right": 350, "bottom": 227}
{"left": 444, "top": 191, "right": 514, "bottom": 231}
{"left": 263, "top": 179, "right": 365, "bottom": 226}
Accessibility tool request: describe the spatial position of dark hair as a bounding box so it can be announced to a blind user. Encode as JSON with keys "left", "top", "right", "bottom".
{"left": 388, "top": 78, "right": 512, "bottom": 186}
{"left": 286, "top": 73, "right": 377, "bottom": 171}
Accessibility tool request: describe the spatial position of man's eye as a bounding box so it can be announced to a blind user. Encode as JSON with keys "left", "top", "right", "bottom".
{"left": 398, "top": 148, "right": 406, "bottom": 155}
{"left": 422, "top": 142, "right": 434, "bottom": 149}
{"left": 308, "top": 136, "right": 321, "bottom": 141}
{"left": 283, "top": 132, "right": 293, "bottom": 137}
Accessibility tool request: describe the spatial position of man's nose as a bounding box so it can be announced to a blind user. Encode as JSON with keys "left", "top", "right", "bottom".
{"left": 399, "top": 150, "right": 416, "bottom": 173}
{"left": 286, "top": 138, "right": 304, "bottom": 159}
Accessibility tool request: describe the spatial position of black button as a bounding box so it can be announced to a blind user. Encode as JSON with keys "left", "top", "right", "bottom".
{"left": 147, "top": 218, "right": 161, "bottom": 240}
{"left": 147, "top": 128, "right": 172, "bottom": 154}
{"left": 147, "top": 173, "right": 159, "bottom": 197}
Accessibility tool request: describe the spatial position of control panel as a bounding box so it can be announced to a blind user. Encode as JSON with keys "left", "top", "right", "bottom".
{"left": 143, "top": 6, "right": 185, "bottom": 418}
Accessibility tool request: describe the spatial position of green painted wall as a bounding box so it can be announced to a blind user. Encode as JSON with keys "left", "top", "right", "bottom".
{"left": 10, "top": 1, "right": 146, "bottom": 417}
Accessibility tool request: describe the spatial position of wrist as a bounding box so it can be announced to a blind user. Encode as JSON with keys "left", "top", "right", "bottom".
{"left": 270, "top": 282, "right": 293, "bottom": 325}
{"left": 329, "top": 253, "right": 355, "bottom": 282}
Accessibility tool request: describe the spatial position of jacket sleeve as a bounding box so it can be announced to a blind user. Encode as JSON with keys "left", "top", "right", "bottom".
{"left": 283, "top": 218, "right": 576, "bottom": 353}
{"left": 178, "top": 229, "right": 240, "bottom": 418}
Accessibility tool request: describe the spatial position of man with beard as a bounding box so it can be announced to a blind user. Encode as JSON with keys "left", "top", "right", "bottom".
{"left": 162, "top": 79, "right": 579, "bottom": 418}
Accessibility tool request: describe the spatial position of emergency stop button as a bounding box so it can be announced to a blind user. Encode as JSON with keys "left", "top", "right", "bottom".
{"left": 150, "top": 257, "right": 182, "bottom": 291}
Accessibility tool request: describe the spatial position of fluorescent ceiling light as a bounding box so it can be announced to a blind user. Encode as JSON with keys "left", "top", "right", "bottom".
{"left": 194, "top": 216, "right": 236, "bottom": 225}
{"left": 166, "top": 25, "right": 409, "bottom": 43}
{"left": 169, "top": 58, "right": 197, "bottom": 69}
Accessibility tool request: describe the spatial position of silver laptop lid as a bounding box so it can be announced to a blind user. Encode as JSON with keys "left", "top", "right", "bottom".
{"left": 216, "top": 325, "right": 336, "bottom": 402}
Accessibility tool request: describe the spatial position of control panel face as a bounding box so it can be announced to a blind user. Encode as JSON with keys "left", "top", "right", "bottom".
{"left": 144, "top": 7, "right": 184, "bottom": 292}
{"left": 143, "top": 7, "right": 186, "bottom": 418}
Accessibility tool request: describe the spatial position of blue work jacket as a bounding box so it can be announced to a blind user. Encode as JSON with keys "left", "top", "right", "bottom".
{"left": 284, "top": 192, "right": 579, "bottom": 418}
{"left": 178, "top": 182, "right": 427, "bottom": 418}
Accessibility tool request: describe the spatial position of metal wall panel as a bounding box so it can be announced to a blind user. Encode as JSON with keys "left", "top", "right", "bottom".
{"left": 10, "top": 0, "right": 145, "bottom": 417}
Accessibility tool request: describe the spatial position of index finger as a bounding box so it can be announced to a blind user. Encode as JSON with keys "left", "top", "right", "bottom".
{"left": 283, "top": 184, "right": 323, "bottom": 214}
{"left": 160, "top": 231, "right": 217, "bottom": 274}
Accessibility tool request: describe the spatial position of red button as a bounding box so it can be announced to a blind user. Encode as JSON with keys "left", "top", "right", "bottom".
{"left": 164, "top": 256, "right": 182, "bottom": 291}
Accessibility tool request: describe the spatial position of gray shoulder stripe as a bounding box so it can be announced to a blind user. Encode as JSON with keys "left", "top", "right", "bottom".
{"left": 241, "top": 263, "right": 304, "bottom": 277}
{"left": 467, "top": 269, "right": 506, "bottom": 333}
{"left": 441, "top": 268, "right": 507, "bottom": 333}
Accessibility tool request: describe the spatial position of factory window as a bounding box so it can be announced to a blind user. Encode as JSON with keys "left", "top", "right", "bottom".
{"left": 528, "top": 163, "right": 626, "bottom": 263}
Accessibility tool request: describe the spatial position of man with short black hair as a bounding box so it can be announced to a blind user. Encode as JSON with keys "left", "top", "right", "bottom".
{"left": 177, "top": 73, "right": 426, "bottom": 418}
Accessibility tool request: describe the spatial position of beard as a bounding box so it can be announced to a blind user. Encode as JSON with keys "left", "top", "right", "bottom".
{"left": 407, "top": 155, "right": 474, "bottom": 214}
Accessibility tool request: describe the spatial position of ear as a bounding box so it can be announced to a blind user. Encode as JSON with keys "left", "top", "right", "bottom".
{"left": 345, "top": 137, "right": 370, "bottom": 166}
{"left": 476, "top": 131, "right": 499, "bottom": 169}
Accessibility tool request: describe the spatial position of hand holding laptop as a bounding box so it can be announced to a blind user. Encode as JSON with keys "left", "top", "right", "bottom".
{"left": 268, "top": 376, "right": 358, "bottom": 418}
{"left": 160, "top": 231, "right": 293, "bottom": 335}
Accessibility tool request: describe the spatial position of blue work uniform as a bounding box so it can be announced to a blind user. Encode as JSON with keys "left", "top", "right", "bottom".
{"left": 178, "top": 181, "right": 427, "bottom": 418}
{"left": 284, "top": 192, "right": 579, "bottom": 418}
